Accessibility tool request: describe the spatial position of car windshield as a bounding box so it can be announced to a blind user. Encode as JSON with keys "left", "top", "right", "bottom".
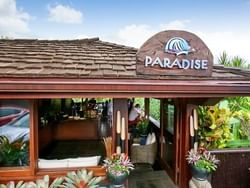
{"left": 9, "top": 113, "right": 30, "bottom": 128}
{"left": 0, "top": 108, "right": 22, "bottom": 117}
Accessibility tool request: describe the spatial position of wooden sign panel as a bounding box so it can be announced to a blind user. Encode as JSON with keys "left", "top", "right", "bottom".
{"left": 136, "top": 30, "right": 213, "bottom": 77}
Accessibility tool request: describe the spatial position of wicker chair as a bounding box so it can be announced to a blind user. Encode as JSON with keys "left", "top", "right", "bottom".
{"left": 130, "top": 141, "right": 157, "bottom": 165}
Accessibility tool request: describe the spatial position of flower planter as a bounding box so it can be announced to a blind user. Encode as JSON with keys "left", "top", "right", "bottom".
{"left": 191, "top": 165, "right": 210, "bottom": 181}
{"left": 107, "top": 171, "right": 128, "bottom": 187}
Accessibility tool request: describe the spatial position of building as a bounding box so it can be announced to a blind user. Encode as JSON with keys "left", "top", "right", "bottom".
{"left": 0, "top": 30, "right": 249, "bottom": 187}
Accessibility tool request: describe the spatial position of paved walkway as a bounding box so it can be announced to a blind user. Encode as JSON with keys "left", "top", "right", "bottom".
{"left": 128, "top": 170, "right": 178, "bottom": 188}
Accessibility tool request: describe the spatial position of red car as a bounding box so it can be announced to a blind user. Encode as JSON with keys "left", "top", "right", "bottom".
{"left": 0, "top": 106, "right": 28, "bottom": 127}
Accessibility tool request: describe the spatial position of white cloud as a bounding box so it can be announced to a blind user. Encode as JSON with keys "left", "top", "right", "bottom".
{"left": 197, "top": 31, "right": 250, "bottom": 64}
{"left": 106, "top": 20, "right": 250, "bottom": 63}
{"left": 48, "top": 4, "right": 83, "bottom": 24}
{"left": 115, "top": 24, "right": 155, "bottom": 47}
{"left": 106, "top": 20, "right": 190, "bottom": 48}
{"left": 0, "top": 0, "right": 31, "bottom": 37}
{"left": 160, "top": 20, "right": 190, "bottom": 30}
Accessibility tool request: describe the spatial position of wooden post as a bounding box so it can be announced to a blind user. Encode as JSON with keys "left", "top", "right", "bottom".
{"left": 113, "top": 99, "right": 129, "bottom": 154}
{"left": 144, "top": 98, "right": 150, "bottom": 117}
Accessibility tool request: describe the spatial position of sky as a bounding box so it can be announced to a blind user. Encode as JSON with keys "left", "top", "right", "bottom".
{"left": 1, "top": 0, "right": 250, "bottom": 64}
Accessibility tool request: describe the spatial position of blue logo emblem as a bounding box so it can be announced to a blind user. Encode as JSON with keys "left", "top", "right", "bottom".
{"left": 165, "top": 37, "right": 194, "bottom": 56}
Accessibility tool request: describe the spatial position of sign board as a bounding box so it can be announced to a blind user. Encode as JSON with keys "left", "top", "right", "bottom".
{"left": 136, "top": 30, "right": 213, "bottom": 76}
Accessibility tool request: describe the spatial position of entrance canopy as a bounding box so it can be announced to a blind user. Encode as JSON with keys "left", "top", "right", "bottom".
{"left": 0, "top": 30, "right": 249, "bottom": 98}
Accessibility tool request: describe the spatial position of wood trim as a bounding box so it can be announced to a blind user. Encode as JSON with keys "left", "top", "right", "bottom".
{"left": 0, "top": 79, "right": 249, "bottom": 96}
{"left": 2, "top": 92, "right": 249, "bottom": 99}
{"left": 0, "top": 166, "right": 106, "bottom": 183}
{"left": 29, "top": 100, "right": 37, "bottom": 176}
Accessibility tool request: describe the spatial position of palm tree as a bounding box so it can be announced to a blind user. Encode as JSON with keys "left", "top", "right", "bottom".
{"left": 218, "top": 51, "right": 230, "bottom": 66}
{"left": 231, "top": 56, "right": 246, "bottom": 68}
{"left": 218, "top": 51, "right": 248, "bottom": 69}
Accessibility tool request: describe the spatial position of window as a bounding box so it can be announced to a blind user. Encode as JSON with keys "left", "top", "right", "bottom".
{"left": 0, "top": 100, "right": 30, "bottom": 167}
{"left": 38, "top": 98, "right": 111, "bottom": 169}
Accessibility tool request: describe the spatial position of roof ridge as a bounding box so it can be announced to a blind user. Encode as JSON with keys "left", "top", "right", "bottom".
{"left": 0, "top": 37, "right": 100, "bottom": 43}
{"left": 96, "top": 39, "right": 138, "bottom": 50}
{"left": 213, "top": 64, "right": 250, "bottom": 77}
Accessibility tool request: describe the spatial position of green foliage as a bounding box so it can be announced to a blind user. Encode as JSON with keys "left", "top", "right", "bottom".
{"left": 218, "top": 51, "right": 248, "bottom": 69}
{"left": 149, "top": 98, "right": 160, "bottom": 121}
{"left": 0, "top": 136, "right": 28, "bottom": 166}
{"left": 218, "top": 51, "right": 230, "bottom": 66}
{"left": 133, "top": 98, "right": 160, "bottom": 121}
{"left": 134, "top": 98, "right": 144, "bottom": 111}
{"left": 224, "top": 97, "right": 250, "bottom": 112}
{"left": 136, "top": 117, "right": 149, "bottom": 136}
{"left": 231, "top": 56, "right": 247, "bottom": 68}
{"left": 103, "top": 153, "right": 134, "bottom": 176}
{"left": 198, "top": 97, "right": 250, "bottom": 149}
{"left": 186, "top": 149, "right": 220, "bottom": 172}
{"left": 234, "top": 110, "right": 250, "bottom": 138}
{"left": 197, "top": 105, "right": 232, "bottom": 149}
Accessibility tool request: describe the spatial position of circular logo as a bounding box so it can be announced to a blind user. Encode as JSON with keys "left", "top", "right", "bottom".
{"left": 165, "top": 37, "right": 194, "bottom": 56}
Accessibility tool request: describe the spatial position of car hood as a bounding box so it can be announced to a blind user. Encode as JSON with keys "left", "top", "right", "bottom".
{"left": 0, "top": 126, "right": 29, "bottom": 143}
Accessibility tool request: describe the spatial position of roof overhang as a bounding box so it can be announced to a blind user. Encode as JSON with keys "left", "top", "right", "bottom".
{"left": 0, "top": 78, "right": 249, "bottom": 99}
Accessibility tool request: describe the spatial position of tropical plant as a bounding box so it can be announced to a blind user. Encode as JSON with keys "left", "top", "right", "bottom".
{"left": 218, "top": 51, "right": 230, "bottom": 66}
{"left": 0, "top": 181, "right": 25, "bottom": 188}
{"left": 231, "top": 56, "right": 246, "bottom": 68}
{"left": 103, "top": 153, "right": 134, "bottom": 176}
{"left": 0, "top": 136, "right": 28, "bottom": 166}
{"left": 224, "top": 97, "right": 250, "bottom": 112}
{"left": 63, "top": 169, "right": 104, "bottom": 188}
{"left": 236, "top": 111, "right": 250, "bottom": 139}
{"left": 0, "top": 175, "right": 64, "bottom": 188}
{"left": 136, "top": 116, "right": 149, "bottom": 136}
{"left": 218, "top": 51, "right": 248, "bottom": 69}
{"left": 25, "top": 175, "right": 64, "bottom": 188}
{"left": 186, "top": 148, "right": 220, "bottom": 173}
{"left": 197, "top": 105, "right": 232, "bottom": 149}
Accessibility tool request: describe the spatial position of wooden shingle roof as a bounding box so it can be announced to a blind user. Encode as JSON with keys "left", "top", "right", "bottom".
{"left": 0, "top": 38, "right": 249, "bottom": 80}
{"left": 0, "top": 38, "right": 137, "bottom": 78}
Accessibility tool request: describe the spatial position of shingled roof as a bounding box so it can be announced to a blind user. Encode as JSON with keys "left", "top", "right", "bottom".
{"left": 0, "top": 38, "right": 249, "bottom": 80}
{"left": 0, "top": 38, "right": 137, "bottom": 78}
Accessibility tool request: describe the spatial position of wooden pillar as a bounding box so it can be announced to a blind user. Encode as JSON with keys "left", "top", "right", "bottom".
{"left": 144, "top": 98, "right": 150, "bottom": 117}
{"left": 179, "top": 100, "right": 195, "bottom": 188}
{"left": 112, "top": 98, "right": 129, "bottom": 154}
{"left": 30, "top": 99, "right": 38, "bottom": 176}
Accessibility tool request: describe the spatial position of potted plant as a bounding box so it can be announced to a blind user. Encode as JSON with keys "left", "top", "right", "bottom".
{"left": 0, "top": 136, "right": 28, "bottom": 167}
{"left": 186, "top": 148, "right": 220, "bottom": 181}
{"left": 103, "top": 153, "right": 134, "bottom": 187}
{"left": 136, "top": 116, "right": 149, "bottom": 137}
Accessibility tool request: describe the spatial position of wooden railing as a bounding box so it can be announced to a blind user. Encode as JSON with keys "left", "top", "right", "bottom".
{"left": 210, "top": 149, "right": 250, "bottom": 188}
